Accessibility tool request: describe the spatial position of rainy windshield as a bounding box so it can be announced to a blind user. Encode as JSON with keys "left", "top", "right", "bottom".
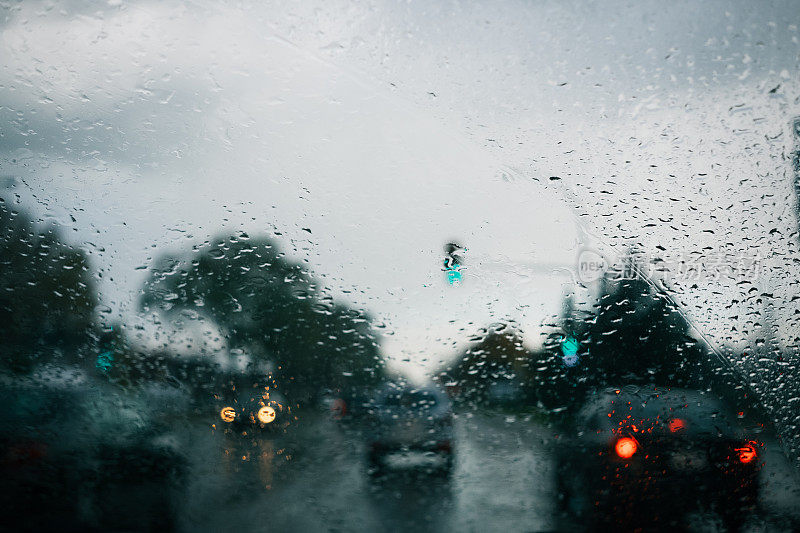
{"left": 383, "top": 392, "right": 436, "bottom": 408}
{"left": 576, "top": 386, "right": 743, "bottom": 436}
{"left": 2, "top": 0, "right": 800, "bottom": 531}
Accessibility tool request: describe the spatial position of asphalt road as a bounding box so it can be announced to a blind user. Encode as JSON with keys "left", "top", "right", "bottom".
{"left": 175, "top": 411, "right": 800, "bottom": 533}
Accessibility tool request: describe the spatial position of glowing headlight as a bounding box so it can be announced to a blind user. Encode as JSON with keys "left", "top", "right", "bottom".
{"left": 257, "top": 405, "right": 276, "bottom": 424}
{"left": 220, "top": 406, "right": 236, "bottom": 423}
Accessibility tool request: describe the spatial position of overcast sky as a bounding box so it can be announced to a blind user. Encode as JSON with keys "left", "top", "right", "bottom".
{"left": 2, "top": 0, "right": 800, "bottom": 378}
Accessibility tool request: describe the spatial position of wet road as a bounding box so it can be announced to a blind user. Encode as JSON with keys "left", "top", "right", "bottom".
{"left": 176, "top": 412, "right": 800, "bottom": 532}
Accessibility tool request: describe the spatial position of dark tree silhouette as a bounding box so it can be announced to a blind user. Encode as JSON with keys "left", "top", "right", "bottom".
{"left": 0, "top": 199, "right": 97, "bottom": 373}
{"left": 140, "top": 232, "right": 385, "bottom": 401}
{"left": 537, "top": 255, "right": 706, "bottom": 413}
{"left": 584, "top": 268, "right": 705, "bottom": 387}
{"left": 437, "top": 323, "right": 533, "bottom": 408}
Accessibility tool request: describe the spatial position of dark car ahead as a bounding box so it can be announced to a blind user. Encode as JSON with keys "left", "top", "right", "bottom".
{"left": 214, "top": 379, "right": 292, "bottom": 437}
{"left": 0, "top": 378, "right": 187, "bottom": 532}
{"left": 365, "top": 382, "right": 454, "bottom": 475}
{"left": 554, "top": 385, "right": 763, "bottom": 532}
{"left": 211, "top": 377, "right": 298, "bottom": 490}
{"left": 323, "top": 385, "right": 377, "bottom": 424}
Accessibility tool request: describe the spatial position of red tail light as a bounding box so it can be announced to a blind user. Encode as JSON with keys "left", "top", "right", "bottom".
{"left": 331, "top": 398, "right": 347, "bottom": 420}
{"left": 615, "top": 437, "right": 638, "bottom": 459}
{"left": 735, "top": 441, "right": 758, "bottom": 464}
{"left": 668, "top": 418, "right": 686, "bottom": 433}
{"left": 4, "top": 441, "right": 47, "bottom": 466}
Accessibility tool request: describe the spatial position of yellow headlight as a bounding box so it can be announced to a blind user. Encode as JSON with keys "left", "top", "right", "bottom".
{"left": 220, "top": 406, "right": 236, "bottom": 422}
{"left": 257, "top": 405, "right": 276, "bottom": 424}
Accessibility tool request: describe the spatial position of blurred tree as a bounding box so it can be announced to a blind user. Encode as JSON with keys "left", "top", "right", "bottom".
{"left": 583, "top": 258, "right": 705, "bottom": 387}
{"left": 0, "top": 199, "right": 97, "bottom": 373}
{"left": 95, "top": 323, "right": 176, "bottom": 388}
{"left": 438, "top": 323, "right": 533, "bottom": 408}
{"left": 140, "top": 233, "right": 385, "bottom": 402}
{"left": 537, "top": 254, "right": 707, "bottom": 413}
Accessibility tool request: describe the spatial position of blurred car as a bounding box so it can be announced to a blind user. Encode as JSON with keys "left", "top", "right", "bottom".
{"left": 322, "top": 386, "right": 376, "bottom": 425}
{"left": 554, "top": 385, "right": 764, "bottom": 531}
{"left": 211, "top": 377, "right": 296, "bottom": 490}
{"left": 365, "top": 382, "right": 454, "bottom": 474}
{"left": 0, "top": 378, "right": 186, "bottom": 532}
{"left": 214, "top": 378, "right": 292, "bottom": 436}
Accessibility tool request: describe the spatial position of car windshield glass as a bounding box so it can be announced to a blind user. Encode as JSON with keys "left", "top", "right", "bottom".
{"left": 3, "top": 1, "right": 800, "bottom": 531}
{"left": 580, "top": 389, "right": 739, "bottom": 434}
{"left": 383, "top": 391, "right": 437, "bottom": 408}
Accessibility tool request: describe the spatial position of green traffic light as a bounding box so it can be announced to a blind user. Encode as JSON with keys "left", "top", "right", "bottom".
{"left": 561, "top": 336, "right": 579, "bottom": 357}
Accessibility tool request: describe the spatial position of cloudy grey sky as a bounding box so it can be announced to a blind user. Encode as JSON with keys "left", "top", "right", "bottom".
{"left": 2, "top": 0, "right": 800, "bottom": 378}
